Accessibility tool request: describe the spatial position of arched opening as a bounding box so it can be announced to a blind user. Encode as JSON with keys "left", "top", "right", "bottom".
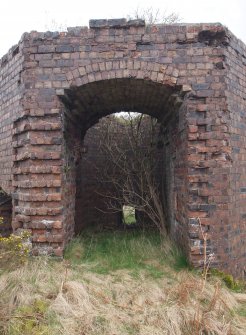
{"left": 74, "top": 112, "right": 166, "bottom": 233}
{"left": 60, "top": 77, "right": 189, "bottom": 255}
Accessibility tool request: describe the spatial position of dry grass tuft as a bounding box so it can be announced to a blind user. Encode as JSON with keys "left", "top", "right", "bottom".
{"left": 0, "top": 231, "right": 245, "bottom": 335}
{"left": 0, "top": 257, "right": 245, "bottom": 335}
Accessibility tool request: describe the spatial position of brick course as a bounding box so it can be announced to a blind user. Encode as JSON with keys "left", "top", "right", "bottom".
{"left": 0, "top": 19, "right": 245, "bottom": 278}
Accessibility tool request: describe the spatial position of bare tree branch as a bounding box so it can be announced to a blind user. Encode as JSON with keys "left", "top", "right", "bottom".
{"left": 127, "top": 6, "right": 181, "bottom": 25}
{"left": 86, "top": 113, "right": 168, "bottom": 236}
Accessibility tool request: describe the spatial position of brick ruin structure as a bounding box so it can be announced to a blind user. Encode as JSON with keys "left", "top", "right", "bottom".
{"left": 0, "top": 19, "right": 245, "bottom": 278}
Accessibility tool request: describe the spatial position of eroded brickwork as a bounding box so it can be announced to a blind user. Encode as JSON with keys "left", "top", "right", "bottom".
{"left": 0, "top": 44, "right": 24, "bottom": 194}
{"left": 224, "top": 36, "right": 246, "bottom": 275}
{"left": 0, "top": 19, "right": 245, "bottom": 277}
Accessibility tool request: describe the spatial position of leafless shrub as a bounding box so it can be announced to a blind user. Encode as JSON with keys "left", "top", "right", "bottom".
{"left": 90, "top": 113, "right": 167, "bottom": 235}
{"left": 127, "top": 6, "right": 181, "bottom": 25}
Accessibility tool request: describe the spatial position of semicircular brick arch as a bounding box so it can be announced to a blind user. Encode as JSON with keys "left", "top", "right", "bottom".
{"left": 65, "top": 60, "right": 183, "bottom": 90}
{"left": 60, "top": 60, "right": 191, "bottom": 137}
{"left": 60, "top": 78, "right": 185, "bottom": 136}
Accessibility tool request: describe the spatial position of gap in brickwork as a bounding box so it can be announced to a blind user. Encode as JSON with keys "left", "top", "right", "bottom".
{"left": 122, "top": 205, "right": 136, "bottom": 226}
{"left": 0, "top": 189, "right": 13, "bottom": 237}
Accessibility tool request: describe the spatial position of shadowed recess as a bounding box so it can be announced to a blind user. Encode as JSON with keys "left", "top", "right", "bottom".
{"left": 61, "top": 78, "right": 183, "bottom": 134}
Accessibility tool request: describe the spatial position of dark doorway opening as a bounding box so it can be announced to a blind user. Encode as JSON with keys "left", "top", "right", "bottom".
{"left": 61, "top": 78, "right": 187, "bottom": 252}
{"left": 0, "top": 190, "right": 12, "bottom": 237}
{"left": 75, "top": 113, "right": 167, "bottom": 233}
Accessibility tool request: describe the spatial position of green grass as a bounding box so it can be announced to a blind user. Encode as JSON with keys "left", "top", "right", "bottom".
{"left": 209, "top": 268, "right": 246, "bottom": 292}
{"left": 64, "top": 228, "right": 188, "bottom": 277}
{"left": 8, "top": 299, "right": 58, "bottom": 335}
{"left": 236, "top": 303, "right": 246, "bottom": 317}
{"left": 124, "top": 213, "right": 136, "bottom": 225}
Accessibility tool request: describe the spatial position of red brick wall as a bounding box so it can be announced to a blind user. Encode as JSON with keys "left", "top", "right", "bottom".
{"left": 224, "top": 34, "right": 246, "bottom": 277}
{"left": 75, "top": 116, "right": 124, "bottom": 232}
{"left": 0, "top": 41, "right": 25, "bottom": 240}
{"left": 0, "top": 43, "right": 24, "bottom": 194}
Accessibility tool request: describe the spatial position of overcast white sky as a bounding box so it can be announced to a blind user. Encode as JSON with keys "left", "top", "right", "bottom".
{"left": 1, "top": 0, "right": 246, "bottom": 57}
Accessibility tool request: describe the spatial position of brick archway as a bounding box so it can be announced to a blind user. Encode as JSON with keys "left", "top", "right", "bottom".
{"left": 59, "top": 73, "right": 189, "bottom": 256}
{"left": 0, "top": 19, "right": 245, "bottom": 277}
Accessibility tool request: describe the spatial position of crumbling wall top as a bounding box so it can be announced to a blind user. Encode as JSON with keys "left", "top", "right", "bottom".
{"left": 1, "top": 19, "right": 246, "bottom": 74}
{"left": 89, "top": 18, "right": 145, "bottom": 29}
